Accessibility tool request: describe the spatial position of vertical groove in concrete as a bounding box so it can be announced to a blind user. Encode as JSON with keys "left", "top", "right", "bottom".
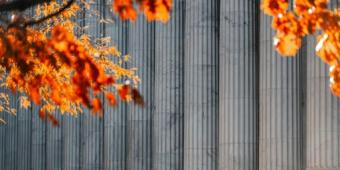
{"left": 183, "top": 0, "right": 219, "bottom": 169}
{"left": 305, "top": 3, "right": 340, "bottom": 170}
{"left": 259, "top": 13, "right": 304, "bottom": 170}
{"left": 126, "top": 16, "right": 155, "bottom": 170}
{"left": 0, "top": 91, "right": 4, "bottom": 170}
{"left": 153, "top": 0, "right": 185, "bottom": 169}
{"left": 17, "top": 5, "right": 34, "bottom": 165}
{"left": 103, "top": 1, "right": 128, "bottom": 169}
{"left": 305, "top": 30, "right": 340, "bottom": 170}
{"left": 218, "top": 0, "right": 258, "bottom": 169}
{"left": 4, "top": 93, "right": 18, "bottom": 170}
{"left": 31, "top": 105, "right": 47, "bottom": 170}
{"left": 80, "top": 3, "right": 104, "bottom": 170}
{"left": 17, "top": 103, "right": 32, "bottom": 170}
{"left": 17, "top": 4, "right": 33, "bottom": 162}
{"left": 62, "top": 3, "right": 86, "bottom": 170}
{"left": 46, "top": 112, "right": 63, "bottom": 170}
{"left": 63, "top": 113, "right": 80, "bottom": 170}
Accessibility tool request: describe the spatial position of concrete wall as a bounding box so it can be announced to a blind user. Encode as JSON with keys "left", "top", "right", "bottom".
{"left": 259, "top": 12, "right": 304, "bottom": 170}
{"left": 1, "top": 0, "right": 340, "bottom": 170}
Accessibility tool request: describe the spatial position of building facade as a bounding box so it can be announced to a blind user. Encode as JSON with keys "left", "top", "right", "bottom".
{"left": 0, "top": 0, "right": 339, "bottom": 170}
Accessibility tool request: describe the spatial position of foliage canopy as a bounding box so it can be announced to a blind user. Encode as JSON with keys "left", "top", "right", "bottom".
{"left": 261, "top": 0, "right": 340, "bottom": 96}
{"left": 0, "top": 0, "right": 172, "bottom": 125}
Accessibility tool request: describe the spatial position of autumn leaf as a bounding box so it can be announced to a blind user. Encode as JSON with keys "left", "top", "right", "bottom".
{"left": 330, "top": 62, "right": 340, "bottom": 96}
{"left": 274, "top": 32, "right": 301, "bottom": 57}
{"left": 92, "top": 98, "right": 102, "bottom": 115}
{"left": 118, "top": 85, "right": 130, "bottom": 101}
{"left": 261, "top": 0, "right": 289, "bottom": 16}
{"left": 29, "top": 86, "right": 41, "bottom": 105}
{"left": 0, "top": 0, "right": 150, "bottom": 123}
{"left": 106, "top": 92, "right": 117, "bottom": 106}
{"left": 131, "top": 88, "right": 145, "bottom": 106}
{"left": 112, "top": 0, "right": 172, "bottom": 22}
{"left": 261, "top": 0, "right": 340, "bottom": 96}
{"left": 140, "top": 0, "right": 172, "bottom": 22}
{"left": 47, "top": 113, "right": 59, "bottom": 127}
{"left": 112, "top": 0, "right": 137, "bottom": 21}
{"left": 316, "top": 33, "right": 339, "bottom": 65}
{"left": 39, "top": 110, "right": 46, "bottom": 120}
{"left": 19, "top": 96, "right": 31, "bottom": 109}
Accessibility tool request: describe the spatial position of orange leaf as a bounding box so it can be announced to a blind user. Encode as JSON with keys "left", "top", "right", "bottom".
{"left": 51, "top": 90, "right": 62, "bottom": 105}
{"left": 141, "top": 0, "right": 171, "bottom": 22}
{"left": 47, "top": 113, "right": 59, "bottom": 127}
{"left": 112, "top": 0, "right": 137, "bottom": 21}
{"left": 330, "top": 63, "right": 340, "bottom": 96}
{"left": 39, "top": 110, "right": 46, "bottom": 120}
{"left": 274, "top": 33, "right": 301, "bottom": 57}
{"left": 118, "top": 85, "right": 130, "bottom": 101}
{"left": 29, "top": 87, "right": 41, "bottom": 105}
{"left": 261, "top": 0, "right": 289, "bottom": 16}
{"left": 316, "top": 34, "right": 339, "bottom": 65}
{"left": 92, "top": 98, "right": 102, "bottom": 114}
{"left": 106, "top": 92, "right": 117, "bottom": 106}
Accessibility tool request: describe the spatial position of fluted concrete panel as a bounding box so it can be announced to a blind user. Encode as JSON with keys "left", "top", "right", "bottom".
{"left": 153, "top": 0, "right": 185, "bottom": 169}
{"left": 259, "top": 14, "right": 304, "bottom": 170}
{"left": 184, "top": 0, "right": 219, "bottom": 169}
{"left": 0, "top": 105, "right": 4, "bottom": 170}
{"left": 4, "top": 93, "right": 18, "bottom": 170}
{"left": 79, "top": 5, "right": 104, "bottom": 170}
{"left": 31, "top": 105, "right": 47, "bottom": 170}
{"left": 80, "top": 112, "right": 104, "bottom": 170}
{"left": 17, "top": 104, "right": 32, "bottom": 170}
{"left": 47, "top": 113, "right": 63, "bottom": 170}
{"left": 63, "top": 115, "right": 81, "bottom": 170}
{"left": 103, "top": 2, "right": 129, "bottom": 170}
{"left": 305, "top": 36, "right": 340, "bottom": 170}
{"left": 16, "top": 6, "right": 36, "bottom": 170}
{"left": 62, "top": 5, "right": 85, "bottom": 170}
{"left": 126, "top": 16, "right": 155, "bottom": 170}
{"left": 219, "top": 0, "right": 258, "bottom": 169}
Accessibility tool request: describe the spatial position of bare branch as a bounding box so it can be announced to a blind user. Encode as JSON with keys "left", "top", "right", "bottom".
{"left": 0, "top": 0, "right": 53, "bottom": 12}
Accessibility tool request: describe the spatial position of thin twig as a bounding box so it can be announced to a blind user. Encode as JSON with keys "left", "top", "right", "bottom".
{"left": 24, "top": 0, "right": 75, "bottom": 27}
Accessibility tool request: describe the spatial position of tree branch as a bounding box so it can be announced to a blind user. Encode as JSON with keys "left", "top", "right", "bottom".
{"left": 0, "top": 0, "right": 53, "bottom": 12}
{"left": 24, "top": 0, "right": 75, "bottom": 27}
